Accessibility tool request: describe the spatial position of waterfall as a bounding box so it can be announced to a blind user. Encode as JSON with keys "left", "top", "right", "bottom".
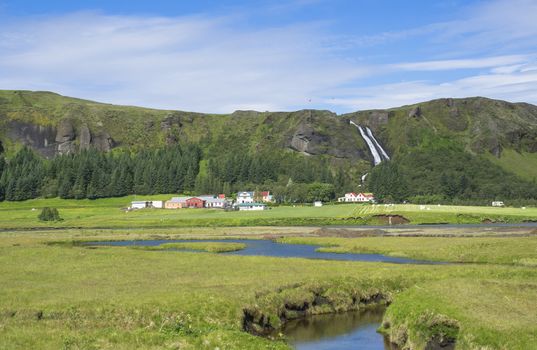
{"left": 350, "top": 121, "right": 390, "bottom": 166}
{"left": 350, "top": 121, "right": 382, "bottom": 165}
{"left": 366, "top": 127, "right": 390, "bottom": 160}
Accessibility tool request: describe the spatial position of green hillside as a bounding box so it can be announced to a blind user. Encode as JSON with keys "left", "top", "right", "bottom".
{"left": 0, "top": 90, "right": 536, "bottom": 203}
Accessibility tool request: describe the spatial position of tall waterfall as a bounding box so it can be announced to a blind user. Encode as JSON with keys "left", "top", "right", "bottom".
{"left": 366, "top": 127, "right": 390, "bottom": 160}
{"left": 350, "top": 121, "right": 382, "bottom": 165}
{"left": 350, "top": 121, "right": 390, "bottom": 166}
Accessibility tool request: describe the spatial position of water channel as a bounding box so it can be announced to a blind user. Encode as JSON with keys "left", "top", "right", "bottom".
{"left": 85, "top": 238, "right": 442, "bottom": 264}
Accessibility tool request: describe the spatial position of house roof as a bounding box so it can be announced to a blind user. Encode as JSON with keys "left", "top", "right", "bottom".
{"left": 237, "top": 191, "right": 254, "bottom": 197}
{"left": 197, "top": 195, "right": 217, "bottom": 200}
{"left": 186, "top": 197, "right": 206, "bottom": 202}
{"left": 261, "top": 191, "right": 270, "bottom": 196}
{"left": 168, "top": 197, "right": 189, "bottom": 203}
{"left": 205, "top": 197, "right": 226, "bottom": 203}
{"left": 236, "top": 202, "right": 266, "bottom": 207}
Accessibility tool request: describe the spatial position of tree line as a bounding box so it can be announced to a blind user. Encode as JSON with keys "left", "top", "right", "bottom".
{"left": 1, "top": 140, "right": 535, "bottom": 204}
{"left": 0, "top": 145, "right": 354, "bottom": 202}
{"left": 369, "top": 143, "right": 537, "bottom": 204}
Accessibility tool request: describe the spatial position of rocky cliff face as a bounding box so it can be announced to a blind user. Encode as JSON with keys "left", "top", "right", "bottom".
{"left": 7, "top": 121, "right": 57, "bottom": 158}
{"left": 288, "top": 111, "right": 369, "bottom": 159}
{"left": 5, "top": 119, "right": 115, "bottom": 158}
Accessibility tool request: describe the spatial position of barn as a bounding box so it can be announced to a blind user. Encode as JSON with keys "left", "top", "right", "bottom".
{"left": 185, "top": 197, "right": 205, "bottom": 208}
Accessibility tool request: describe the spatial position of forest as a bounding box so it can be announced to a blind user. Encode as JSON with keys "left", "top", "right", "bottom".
{"left": 0, "top": 142, "right": 536, "bottom": 205}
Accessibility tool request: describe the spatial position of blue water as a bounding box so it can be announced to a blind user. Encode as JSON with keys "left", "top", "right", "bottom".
{"left": 280, "top": 309, "right": 397, "bottom": 350}
{"left": 85, "top": 239, "right": 442, "bottom": 264}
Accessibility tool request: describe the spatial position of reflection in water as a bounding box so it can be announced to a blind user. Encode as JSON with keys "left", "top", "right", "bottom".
{"left": 281, "top": 309, "right": 398, "bottom": 350}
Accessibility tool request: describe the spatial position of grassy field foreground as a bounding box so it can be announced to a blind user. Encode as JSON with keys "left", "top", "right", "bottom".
{"left": 0, "top": 196, "right": 536, "bottom": 228}
{"left": 0, "top": 228, "right": 537, "bottom": 349}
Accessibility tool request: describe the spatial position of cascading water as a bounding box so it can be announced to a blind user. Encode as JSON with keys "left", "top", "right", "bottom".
{"left": 350, "top": 121, "right": 382, "bottom": 165}
{"left": 366, "top": 126, "right": 390, "bottom": 160}
{"left": 350, "top": 120, "right": 390, "bottom": 166}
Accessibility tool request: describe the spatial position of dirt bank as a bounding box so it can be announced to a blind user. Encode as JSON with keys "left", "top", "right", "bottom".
{"left": 242, "top": 280, "right": 392, "bottom": 336}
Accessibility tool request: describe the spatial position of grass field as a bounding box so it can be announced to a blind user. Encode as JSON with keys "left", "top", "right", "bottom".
{"left": 1, "top": 228, "right": 537, "bottom": 349}
{"left": 0, "top": 196, "right": 535, "bottom": 229}
{"left": 279, "top": 235, "right": 537, "bottom": 266}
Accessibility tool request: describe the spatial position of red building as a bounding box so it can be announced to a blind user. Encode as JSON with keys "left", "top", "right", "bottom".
{"left": 185, "top": 197, "right": 206, "bottom": 208}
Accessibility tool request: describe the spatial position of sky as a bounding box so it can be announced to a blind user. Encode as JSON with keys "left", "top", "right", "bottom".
{"left": 0, "top": 0, "right": 536, "bottom": 113}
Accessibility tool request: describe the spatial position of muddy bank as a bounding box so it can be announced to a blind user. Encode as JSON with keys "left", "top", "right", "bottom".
{"left": 312, "top": 227, "right": 388, "bottom": 237}
{"left": 242, "top": 280, "right": 392, "bottom": 336}
{"left": 260, "top": 226, "right": 537, "bottom": 240}
{"left": 243, "top": 279, "right": 461, "bottom": 350}
{"left": 381, "top": 312, "right": 459, "bottom": 350}
{"left": 373, "top": 215, "right": 410, "bottom": 225}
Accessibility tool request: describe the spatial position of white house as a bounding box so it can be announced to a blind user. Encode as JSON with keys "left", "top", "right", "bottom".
{"left": 236, "top": 191, "right": 255, "bottom": 204}
{"left": 131, "top": 201, "right": 149, "bottom": 209}
{"left": 198, "top": 195, "right": 228, "bottom": 209}
{"left": 237, "top": 202, "right": 267, "bottom": 211}
{"left": 338, "top": 192, "right": 375, "bottom": 203}
{"left": 150, "top": 200, "right": 163, "bottom": 209}
{"left": 314, "top": 201, "right": 323, "bottom": 207}
{"left": 131, "top": 200, "right": 164, "bottom": 209}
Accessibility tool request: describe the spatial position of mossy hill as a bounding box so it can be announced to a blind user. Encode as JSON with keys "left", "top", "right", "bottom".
{"left": 1, "top": 90, "right": 536, "bottom": 202}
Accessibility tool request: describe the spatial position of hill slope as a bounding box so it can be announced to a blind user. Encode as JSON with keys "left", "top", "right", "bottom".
{"left": 0, "top": 90, "right": 536, "bottom": 202}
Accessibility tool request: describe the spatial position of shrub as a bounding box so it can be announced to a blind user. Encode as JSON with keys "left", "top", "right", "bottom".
{"left": 38, "top": 207, "right": 62, "bottom": 221}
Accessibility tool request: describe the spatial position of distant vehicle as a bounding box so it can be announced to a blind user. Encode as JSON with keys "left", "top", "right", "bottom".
{"left": 313, "top": 201, "right": 323, "bottom": 207}
{"left": 492, "top": 201, "right": 505, "bottom": 207}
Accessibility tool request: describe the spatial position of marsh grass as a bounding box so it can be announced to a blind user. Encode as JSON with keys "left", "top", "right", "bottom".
{"left": 279, "top": 236, "right": 537, "bottom": 266}
{"left": 1, "top": 228, "right": 537, "bottom": 349}
{"left": 133, "top": 242, "right": 247, "bottom": 253}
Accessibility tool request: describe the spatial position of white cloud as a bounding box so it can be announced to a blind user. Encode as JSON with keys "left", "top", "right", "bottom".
{"left": 392, "top": 55, "right": 530, "bottom": 71}
{"left": 326, "top": 67, "right": 537, "bottom": 111}
{"left": 1, "top": 0, "right": 537, "bottom": 114}
{"left": 0, "top": 11, "right": 366, "bottom": 113}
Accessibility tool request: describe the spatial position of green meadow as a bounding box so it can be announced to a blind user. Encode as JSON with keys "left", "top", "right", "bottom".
{"left": 0, "top": 196, "right": 535, "bottom": 228}
{"left": 0, "top": 227, "right": 537, "bottom": 349}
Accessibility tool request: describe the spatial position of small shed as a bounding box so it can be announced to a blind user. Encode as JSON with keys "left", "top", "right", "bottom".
{"left": 131, "top": 201, "right": 149, "bottom": 209}
{"left": 150, "top": 201, "right": 163, "bottom": 209}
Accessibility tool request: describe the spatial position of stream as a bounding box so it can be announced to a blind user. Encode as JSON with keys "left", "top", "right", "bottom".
{"left": 85, "top": 239, "right": 443, "bottom": 264}
{"left": 279, "top": 308, "right": 397, "bottom": 350}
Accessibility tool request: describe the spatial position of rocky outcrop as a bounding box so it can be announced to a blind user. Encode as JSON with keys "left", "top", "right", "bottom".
{"left": 57, "top": 141, "right": 76, "bottom": 155}
{"left": 5, "top": 119, "right": 116, "bottom": 156}
{"left": 55, "top": 119, "right": 75, "bottom": 143}
{"left": 287, "top": 110, "right": 368, "bottom": 159}
{"left": 54, "top": 119, "right": 77, "bottom": 155}
{"left": 408, "top": 106, "right": 422, "bottom": 118}
{"left": 79, "top": 124, "right": 91, "bottom": 151}
{"left": 6, "top": 121, "right": 57, "bottom": 158}
{"left": 92, "top": 131, "right": 114, "bottom": 152}
{"left": 363, "top": 110, "right": 391, "bottom": 130}
{"left": 290, "top": 123, "right": 319, "bottom": 154}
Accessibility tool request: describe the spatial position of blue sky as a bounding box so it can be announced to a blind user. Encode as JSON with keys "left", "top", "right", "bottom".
{"left": 1, "top": 0, "right": 536, "bottom": 113}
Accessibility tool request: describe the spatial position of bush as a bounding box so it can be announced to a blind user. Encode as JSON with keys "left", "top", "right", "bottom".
{"left": 38, "top": 207, "right": 62, "bottom": 222}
